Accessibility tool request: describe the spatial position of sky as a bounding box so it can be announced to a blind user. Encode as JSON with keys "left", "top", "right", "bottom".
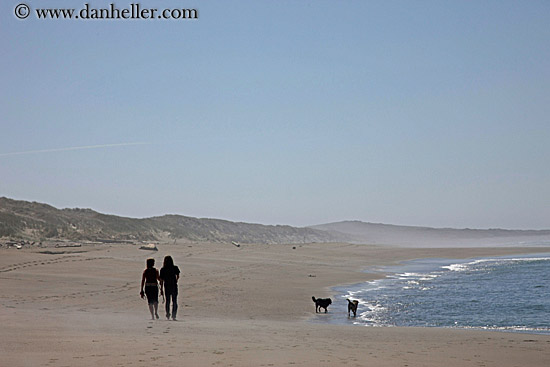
{"left": 1, "top": 0, "right": 549, "bottom": 229}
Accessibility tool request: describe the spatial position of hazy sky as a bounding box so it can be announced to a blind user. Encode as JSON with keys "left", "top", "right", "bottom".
{"left": 1, "top": 1, "right": 549, "bottom": 229}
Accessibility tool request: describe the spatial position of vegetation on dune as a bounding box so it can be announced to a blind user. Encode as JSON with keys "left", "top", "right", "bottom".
{"left": 0, "top": 197, "right": 340, "bottom": 244}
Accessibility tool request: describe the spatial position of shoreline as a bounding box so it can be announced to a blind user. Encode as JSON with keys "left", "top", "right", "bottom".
{"left": 2, "top": 242, "right": 550, "bottom": 366}
{"left": 320, "top": 250, "right": 550, "bottom": 334}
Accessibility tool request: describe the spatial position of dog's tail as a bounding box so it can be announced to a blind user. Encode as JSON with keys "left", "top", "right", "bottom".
{"left": 312, "top": 296, "right": 316, "bottom": 303}
{"left": 347, "top": 298, "right": 352, "bottom": 304}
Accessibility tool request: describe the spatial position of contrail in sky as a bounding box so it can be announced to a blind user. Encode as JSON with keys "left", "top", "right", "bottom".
{"left": 0, "top": 142, "right": 151, "bottom": 157}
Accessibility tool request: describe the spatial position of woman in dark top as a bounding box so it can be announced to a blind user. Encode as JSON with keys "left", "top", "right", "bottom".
{"left": 159, "top": 255, "right": 180, "bottom": 320}
{"left": 140, "top": 258, "right": 163, "bottom": 320}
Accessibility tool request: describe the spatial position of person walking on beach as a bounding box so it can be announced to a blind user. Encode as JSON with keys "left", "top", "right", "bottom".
{"left": 140, "top": 258, "right": 163, "bottom": 320}
{"left": 159, "top": 255, "right": 180, "bottom": 320}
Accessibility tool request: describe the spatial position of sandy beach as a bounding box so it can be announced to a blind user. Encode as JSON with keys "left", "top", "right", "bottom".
{"left": 1, "top": 241, "right": 550, "bottom": 367}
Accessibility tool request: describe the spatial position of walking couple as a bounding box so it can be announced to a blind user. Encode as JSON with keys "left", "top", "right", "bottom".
{"left": 140, "top": 255, "right": 180, "bottom": 320}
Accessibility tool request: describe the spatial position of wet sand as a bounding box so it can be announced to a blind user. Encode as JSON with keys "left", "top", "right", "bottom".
{"left": 1, "top": 242, "right": 550, "bottom": 366}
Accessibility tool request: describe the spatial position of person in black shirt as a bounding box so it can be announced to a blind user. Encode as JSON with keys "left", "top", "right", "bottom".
{"left": 159, "top": 255, "right": 180, "bottom": 320}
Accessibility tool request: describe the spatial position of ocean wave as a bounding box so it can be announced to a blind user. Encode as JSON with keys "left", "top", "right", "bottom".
{"left": 442, "top": 256, "right": 550, "bottom": 272}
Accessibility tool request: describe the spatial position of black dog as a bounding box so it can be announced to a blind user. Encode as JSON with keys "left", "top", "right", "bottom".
{"left": 347, "top": 299, "right": 359, "bottom": 317}
{"left": 312, "top": 296, "right": 332, "bottom": 313}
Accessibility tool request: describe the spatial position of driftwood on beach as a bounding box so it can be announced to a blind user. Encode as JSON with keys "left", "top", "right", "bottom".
{"left": 139, "top": 243, "right": 158, "bottom": 251}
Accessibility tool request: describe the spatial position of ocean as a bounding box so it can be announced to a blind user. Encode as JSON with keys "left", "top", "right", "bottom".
{"left": 316, "top": 253, "right": 550, "bottom": 334}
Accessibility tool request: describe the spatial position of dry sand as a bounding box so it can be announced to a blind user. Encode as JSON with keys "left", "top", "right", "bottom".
{"left": 1, "top": 241, "right": 550, "bottom": 366}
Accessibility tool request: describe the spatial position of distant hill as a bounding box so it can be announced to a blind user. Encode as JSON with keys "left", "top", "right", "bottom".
{"left": 0, "top": 197, "right": 345, "bottom": 244}
{"left": 2, "top": 198, "right": 549, "bottom": 247}
{"left": 309, "top": 221, "right": 550, "bottom": 247}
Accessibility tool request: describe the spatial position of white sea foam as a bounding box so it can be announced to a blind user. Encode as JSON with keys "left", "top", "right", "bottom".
{"left": 419, "top": 274, "right": 439, "bottom": 281}
{"left": 442, "top": 257, "right": 550, "bottom": 272}
{"left": 442, "top": 263, "right": 469, "bottom": 271}
{"left": 358, "top": 302, "right": 389, "bottom": 326}
{"left": 396, "top": 272, "right": 423, "bottom": 278}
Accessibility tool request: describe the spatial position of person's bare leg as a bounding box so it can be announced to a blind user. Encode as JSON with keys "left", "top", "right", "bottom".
{"left": 154, "top": 302, "right": 159, "bottom": 319}
{"left": 148, "top": 304, "right": 155, "bottom": 320}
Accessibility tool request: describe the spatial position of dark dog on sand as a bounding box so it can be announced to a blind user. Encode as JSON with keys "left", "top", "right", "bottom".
{"left": 347, "top": 299, "right": 359, "bottom": 317}
{"left": 312, "top": 296, "right": 332, "bottom": 313}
